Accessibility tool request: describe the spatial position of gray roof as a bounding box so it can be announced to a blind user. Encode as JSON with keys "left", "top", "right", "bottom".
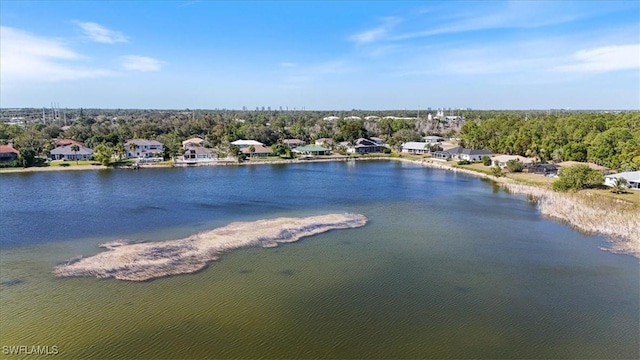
{"left": 605, "top": 171, "right": 640, "bottom": 182}
{"left": 402, "top": 142, "right": 430, "bottom": 150}
{"left": 50, "top": 145, "right": 93, "bottom": 155}
{"left": 125, "top": 139, "right": 163, "bottom": 146}
{"left": 184, "top": 146, "right": 216, "bottom": 154}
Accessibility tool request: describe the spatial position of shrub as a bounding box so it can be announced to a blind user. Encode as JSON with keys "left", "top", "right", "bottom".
{"left": 552, "top": 165, "right": 604, "bottom": 192}
{"left": 457, "top": 160, "right": 471, "bottom": 165}
{"left": 491, "top": 166, "right": 502, "bottom": 177}
{"left": 506, "top": 159, "right": 524, "bottom": 173}
{"left": 482, "top": 156, "right": 492, "bottom": 166}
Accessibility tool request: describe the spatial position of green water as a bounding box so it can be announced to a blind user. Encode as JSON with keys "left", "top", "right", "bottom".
{"left": 0, "top": 162, "right": 638, "bottom": 359}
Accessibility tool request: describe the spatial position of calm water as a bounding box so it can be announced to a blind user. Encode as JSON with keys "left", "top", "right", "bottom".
{"left": 0, "top": 161, "right": 638, "bottom": 359}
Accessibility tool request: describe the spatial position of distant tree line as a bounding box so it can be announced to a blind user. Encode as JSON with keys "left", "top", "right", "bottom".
{"left": 459, "top": 112, "right": 640, "bottom": 171}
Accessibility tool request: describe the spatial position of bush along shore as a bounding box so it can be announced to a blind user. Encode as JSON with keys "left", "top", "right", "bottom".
{"left": 410, "top": 158, "right": 640, "bottom": 259}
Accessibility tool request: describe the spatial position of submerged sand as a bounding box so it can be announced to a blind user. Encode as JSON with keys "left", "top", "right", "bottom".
{"left": 55, "top": 213, "right": 367, "bottom": 281}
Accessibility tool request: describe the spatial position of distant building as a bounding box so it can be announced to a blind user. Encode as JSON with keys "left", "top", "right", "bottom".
{"left": 401, "top": 142, "right": 430, "bottom": 155}
{"left": 604, "top": 171, "right": 640, "bottom": 190}
{"left": 182, "top": 137, "right": 205, "bottom": 149}
{"left": 50, "top": 145, "right": 93, "bottom": 161}
{"left": 283, "top": 139, "right": 306, "bottom": 149}
{"left": 124, "top": 139, "right": 164, "bottom": 159}
{"left": 432, "top": 147, "right": 492, "bottom": 162}
{"left": 347, "top": 138, "right": 385, "bottom": 154}
{"left": 231, "top": 139, "right": 264, "bottom": 149}
{"left": 0, "top": 145, "right": 19, "bottom": 162}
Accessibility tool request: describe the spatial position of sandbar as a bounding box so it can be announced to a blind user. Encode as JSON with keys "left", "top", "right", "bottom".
{"left": 55, "top": 213, "right": 367, "bottom": 281}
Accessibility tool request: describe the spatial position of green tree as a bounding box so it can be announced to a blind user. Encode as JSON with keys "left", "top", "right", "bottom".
{"left": 482, "top": 156, "right": 492, "bottom": 166}
{"left": 114, "top": 143, "right": 125, "bottom": 160}
{"left": 17, "top": 148, "right": 37, "bottom": 168}
{"left": 93, "top": 143, "right": 114, "bottom": 166}
{"left": 248, "top": 145, "right": 255, "bottom": 159}
{"left": 552, "top": 165, "right": 604, "bottom": 192}
{"left": 611, "top": 177, "right": 628, "bottom": 194}
{"left": 491, "top": 166, "right": 502, "bottom": 177}
{"left": 128, "top": 142, "right": 139, "bottom": 158}
{"left": 506, "top": 159, "right": 524, "bottom": 172}
{"left": 70, "top": 144, "right": 80, "bottom": 165}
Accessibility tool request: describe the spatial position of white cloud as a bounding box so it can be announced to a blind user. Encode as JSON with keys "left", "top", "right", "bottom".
{"left": 0, "top": 26, "right": 114, "bottom": 82}
{"left": 121, "top": 55, "right": 164, "bottom": 72}
{"left": 349, "top": 17, "right": 402, "bottom": 44}
{"left": 554, "top": 44, "right": 640, "bottom": 73}
{"left": 279, "top": 62, "right": 297, "bottom": 68}
{"left": 75, "top": 21, "right": 128, "bottom": 44}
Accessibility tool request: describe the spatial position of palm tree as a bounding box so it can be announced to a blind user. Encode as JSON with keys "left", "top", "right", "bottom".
{"left": 115, "top": 143, "right": 125, "bottom": 160}
{"left": 70, "top": 144, "right": 80, "bottom": 165}
{"left": 128, "top": 142, "right": 139, "bottom": 159}
{"left": 612, "top": 177, "right": 628, "bottom": 194}
{"left": 248, "top": 145, "right": 255, "bottom": 159}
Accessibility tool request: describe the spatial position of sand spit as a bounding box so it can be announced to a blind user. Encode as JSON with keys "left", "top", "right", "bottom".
{"left": 55, "top": 213, "right": 367, "bottom": 281}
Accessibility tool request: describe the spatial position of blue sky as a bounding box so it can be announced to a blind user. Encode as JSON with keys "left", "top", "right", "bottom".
{"left": 1, "top": 1, "right": 638, "bottom": 110}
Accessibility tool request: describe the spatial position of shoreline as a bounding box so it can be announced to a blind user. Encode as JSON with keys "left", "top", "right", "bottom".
{"left": 5, "top": 154, "right": 638, "bottom": 259}
{"left": 55, "top": 213, "right": 368, "bottom": 281}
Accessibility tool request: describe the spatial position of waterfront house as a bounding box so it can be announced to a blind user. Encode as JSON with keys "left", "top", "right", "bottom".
{"left": 54, "top": 139, "right": 85, "bottom": 147}
{"left": 423, "top": 136, "right": 445, "bottom": 144}
{"left": 231, "top": 139, "right": 264, "bottom": 149}
{"left": 347, "top": 138, "right": 385, "bottom": 154}
{"left": 50, "top": 144, "right": 93, "bottom": 161}
{"left": 182, "top": 137, "right": 205, "bottom": 149}
{"left": 124, "top": 139, "right": 164, "bottom": 159}
{"left": 0, "top": 145, "right": 19, "bottom": 162}
{"left": 183, "top": 146, "right": 217, "bottom": 160}
{"left": 604, "top": 171, "right": 640, "bottom": 190}
{"left": 315, "top": 138, "right": 335, "bottom": 147}
{"left": 283, "top": 139, "right": 306, "bottom": 149}
{"left": 370, "top": 137, "right": 384, "bottom": 146}
{"left": 401, "top": 142, "right": 430, "bottom": 155}
{"left": 491, "top": 155, "right": 535, "bottom": 168}
{"left": 292, "top": 145, "right": 331, "bottom": 156}
{"left": 241, "top": 145, "right": 272, "bottom": 157}
{"left": 432, "top": 147, "right": 492, "bottom": 161}
{"left": 527, "top": 163, "right": 558, "bottom": 176}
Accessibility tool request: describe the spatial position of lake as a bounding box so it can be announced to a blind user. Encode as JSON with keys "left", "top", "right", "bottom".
{"left": 0, "top": 160, "right": 638, "bottom": 359}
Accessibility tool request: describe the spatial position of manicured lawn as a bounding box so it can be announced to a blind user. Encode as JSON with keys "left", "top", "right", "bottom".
{"left": 588, "top": 188, "right": 640, "bottom": 207}
{"left": 48, "top": 160, "right": 101, "bottom": 167}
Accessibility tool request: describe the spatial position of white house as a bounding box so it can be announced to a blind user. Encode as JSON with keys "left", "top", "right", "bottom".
{"left": 423, "top": 136, "right": 445, "bottom": 144}
{"left": 604, "top": 171, "right": 640, "bottom": 190}
{"left": 50, "top": 145, "right": 93, "bottom": 161}
{"left": 491, "top": 155, "right": 535, "bottom": 168}
{"left": 432, "top": 147, "right": 492, "bottom": 161}
{"left": 401, "top": 142, "right": 431, "bottom": 154}
{"left": 231, "top": 139, "right": 264, "bottom": 148}
{"left": 182, "top": 137, "right": 205, "bottom": 149}
{"left": 124, "top": 139, "right": 164, "bottom": 159}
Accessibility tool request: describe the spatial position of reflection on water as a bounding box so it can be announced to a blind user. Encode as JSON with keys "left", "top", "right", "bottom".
{"left": 0, "top": 161, "right": 638, "bottom": 359}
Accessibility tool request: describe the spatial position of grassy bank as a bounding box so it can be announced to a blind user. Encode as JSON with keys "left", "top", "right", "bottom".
{"left": 411, "top": 158, "right": 640, "bottom": 258}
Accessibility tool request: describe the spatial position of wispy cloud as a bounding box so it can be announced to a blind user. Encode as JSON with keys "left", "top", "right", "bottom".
{"left": 554, "top": 44, "right": 640, "bottom": 73}
{"left": 0, "top": 26, "right": 114, "bottom": 82}
{"left": 349, "top": 16, "right": 402, "bottom": 44}
{"left": 393, "top": 2, "right": 586, "bottom": 41}
{"left": 121, "top": 55, "right": 164, "bottom": 72}
{"left": 279, "top": 62, "right": 297, "bottom": 68}
{"left": 75, "top": 21, "right": 128, "bottom": 44}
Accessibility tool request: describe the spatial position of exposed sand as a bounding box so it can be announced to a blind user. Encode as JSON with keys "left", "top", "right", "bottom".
{"left": 0, "top": 164, "right": 108, "bottom": 173}
{"left": 55, "top": 213, "right": 367, "bottom": 281}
